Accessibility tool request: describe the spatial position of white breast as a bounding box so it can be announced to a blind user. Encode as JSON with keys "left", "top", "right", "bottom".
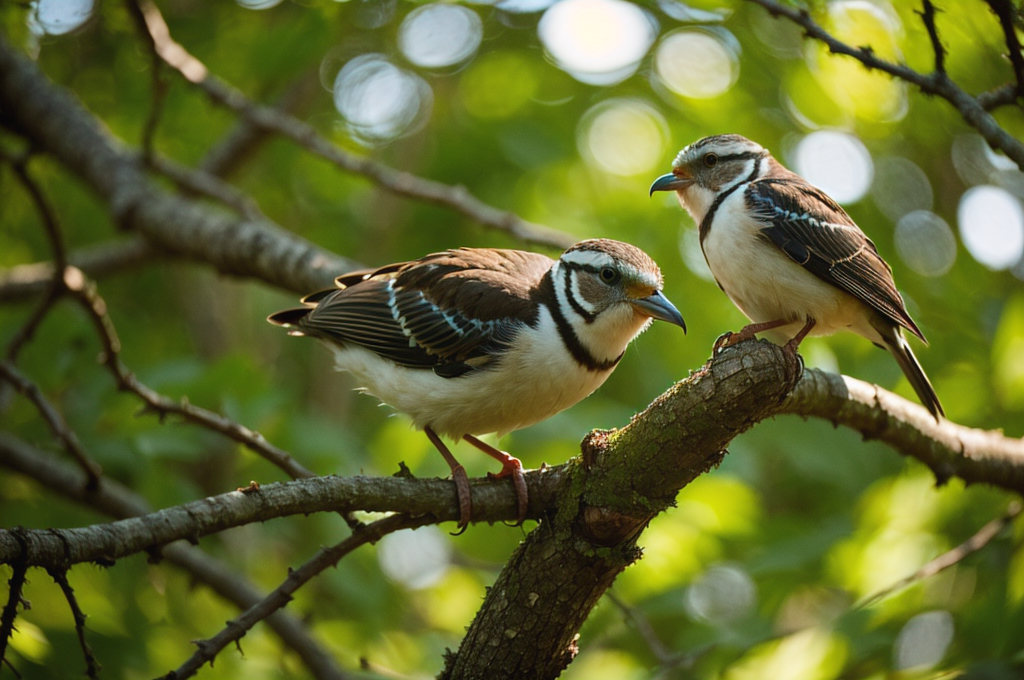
{"left": 325, "top": 307, "right": 614, "bottom": 440}
{"left": 702, "top": 191, "right": 878, "bottom": 343}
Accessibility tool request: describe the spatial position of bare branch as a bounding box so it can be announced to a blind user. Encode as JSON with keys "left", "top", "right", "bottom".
{"left": 47, "top": 570, "right": 101, "bottom": 679}
{"left": 779, "top": 367, "right": 1024, "bottom": 492}
{"left": 0, "top": 34, "right": 359, "bottom": 295}
{"left": 166, "top": 513, "right": 433, "bottom": 680}
{"left": 134, "top": 2, "right": 574, "bottom": 250}
{"left": 857, "top": 501, "right": 1022, "bottom": 608}
{"left": 978, "top": 82, "right": 1020, "bottom": 109}
{"left": 0, "top": 559, "right": 27, "bottom": 673}
{"left": 919, "top": 0, "right": 946, "bottom": 74}
{"left": 0, "top": 361, "right": 103, "bottom": 487}
{"left": 985, "top": 0, "right": 1024, "bottom": 99}
{"left": 125, "top": 0, "right": 170, "bottom": 161}
{"left": 0, "top": 237, "right": 161, "bottom": 304}
{"left": 744, "top": 0, "right": 1024, "bottom": 170}
{"left": 61, "top": 271, "right": 317, "bottom": 480}
{"left": 0, "top": 435, "right": 352, "bottom": 680}
{"left": 148, "top": 153, "right": 265, "bottom": 220}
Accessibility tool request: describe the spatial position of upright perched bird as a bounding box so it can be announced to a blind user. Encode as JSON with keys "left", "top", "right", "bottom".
{"left": 650, "top": 134, "right": 942, "bottom": 419}
{"left": 269, "top": 239, "right": 686, "bottom": 528}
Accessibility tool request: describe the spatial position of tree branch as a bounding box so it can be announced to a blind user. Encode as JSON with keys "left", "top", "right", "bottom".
{"left": 985, "top": 0, "right": 1024, "bottom": 99}
{"left": 0, "top": 237, "right": 161, "bottom": 304}
{"left": 134, "top": 1, "right": 575, "bottom": 251}
{"left": 165, "top": 513, "right": 433, "bottom": 680}
{"left": 47, "top": 569, "right": 101, "bottom": 679}
{"left": 744, "top": 0, "right": 1024, "bottom": 170}
{"left": 0, "top": 33, "right": 358, "bottom": 295}
{"left": 0, "top": 434, "right": 353, "bottom": 680}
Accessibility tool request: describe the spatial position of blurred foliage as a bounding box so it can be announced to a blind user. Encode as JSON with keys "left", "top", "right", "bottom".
{"left": 1, "top": 0, "right": 1024, "bottom": 678}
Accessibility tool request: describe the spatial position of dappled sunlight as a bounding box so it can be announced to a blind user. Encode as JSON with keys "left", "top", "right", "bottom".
{"left": 792, "top": 131, "right": 873, "bottom": 204}
{"left": 958, "top": 185, "right": 1024, "bottom": 271}
{"left": 538, "top": 0, "right": 656, "bottom": 85}
{"left": 654, "top": 29, "right": 740, "bottom": 99}
{"left": 725, "top": 627, "right": 848, "bottom": 680}
{"left": 578, "top": 99, "right": 669, "bottom": 177}
{"left": 398, "top": 5, "right": 482, "bottom": 69}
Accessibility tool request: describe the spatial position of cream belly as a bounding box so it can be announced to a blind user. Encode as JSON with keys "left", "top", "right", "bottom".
{"left": 702, "top": 195, "right": 884, "bottom": 345}
{"left": 326, "top": 308, "right": 613, "bottom": 440}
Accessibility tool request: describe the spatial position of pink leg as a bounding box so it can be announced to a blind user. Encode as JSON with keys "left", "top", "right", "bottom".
{"left": 425, "top": 427, "right": 472, "bottom": 531}
{"left": 463, "top": 434, "right": 528, "bottom": 525}
{"left": 714, "top": 318, "right": 795, "bottom": 353}
{"left": 784, "top": 317, "right": 816, "bottom": 355}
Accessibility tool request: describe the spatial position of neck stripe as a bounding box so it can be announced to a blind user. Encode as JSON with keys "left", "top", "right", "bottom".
{"left": 542, "top": 271, "right": 621, "bottom": 373}
{"left": 699, "top": 157, "right": 763, "bottom": 244}
{"left": 561, "top": 264, "right": 597, "bottom": 324}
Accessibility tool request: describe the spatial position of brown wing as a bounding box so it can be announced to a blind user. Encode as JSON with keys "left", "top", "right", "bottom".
{"left": 745, "top": 177, "right": 925, "bottom": 341}
{"left": 269, "top": 248, "right": 554, "bottom": 377}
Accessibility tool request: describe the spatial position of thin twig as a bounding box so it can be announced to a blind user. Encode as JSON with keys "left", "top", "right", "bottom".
{"left": 918, "top": 0, "right": 946, "bottom": 74}
{"left": 856, "top": 501, "right": 1023, "bottom": 609}
{"left": 147, "top": 153, "right": 264, "bottom": 220}
{"left": 0, "top": 434, "right": 352, "bottom": 680}
{"left": 0, "top": 361, "right": 103, "bottom": 488}
{"left": 47, "top": 569, "right": 101, "bottom": 679}
{"left": 745, "top": 0, "right": 1024, "bottom": 169}
{"left": 0, "top": 237, "right": 160, "bottom": 304}
{"left": 61, "top": 271, "right": 317, "bottom": 481}
{"left": 0, "top": 558, "right": 28, "bottom": 670}
{"left": 978, "top": 82, "right": 1019, "bottom": 110}
{"left": 165, "top": 514, "right": 434, "bottom": 680}
{"left": 986, "top": 0, "right": 1024, "bottom": 98}
{"left": 126, "top": 0, "right": 169, "bottom": 161}
{"left": 606, "top": 592, "right": 706, "bottom": 679}
{"left": 134, "top": 1, "right": 574, "bottom": 251}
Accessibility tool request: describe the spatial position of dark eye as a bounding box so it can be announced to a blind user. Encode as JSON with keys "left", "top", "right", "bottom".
{"left": 599, "top": 267, "right": 620, "bottom": 285}
{"left": 704, "top": 153, "right": 718, "bottom": 167}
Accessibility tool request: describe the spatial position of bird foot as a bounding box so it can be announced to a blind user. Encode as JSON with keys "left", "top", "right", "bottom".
{"left": 713, "top": 329, "right": 753, "bottom": 354}
{"left": 486, "top": 455, "right": 528, "bottom": 525}
{"left": 449, "top": 463, "right": 473, "bottom": 535}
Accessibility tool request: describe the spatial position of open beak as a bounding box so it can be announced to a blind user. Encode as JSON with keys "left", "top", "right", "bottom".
{"left": 649, "top": 172, "right": 693, "bottom": 196}
{"left": 631, "top": 290, "right": 686, "bottom": 333}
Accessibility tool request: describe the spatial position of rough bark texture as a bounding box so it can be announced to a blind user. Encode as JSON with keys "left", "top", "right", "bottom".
{"left": 0, "top": 35, "right": 357, "bottom": 295}
{"left": 440, "top": 343, "right": 800, "bottom": 679}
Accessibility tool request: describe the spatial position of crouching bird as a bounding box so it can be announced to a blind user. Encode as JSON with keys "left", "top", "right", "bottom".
{"left": 268, "top": 239, "right": 686, "bottom": 529}
{"left": 650, "top": 134, "right": 943, "bottom": 420}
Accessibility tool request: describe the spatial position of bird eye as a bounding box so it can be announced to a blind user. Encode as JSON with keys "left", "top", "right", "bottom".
{"left": 599, "top": 267, "right": 621, "bottom": 285}
{"left": 704, "top": 153, "right": 718, "bottom": 167}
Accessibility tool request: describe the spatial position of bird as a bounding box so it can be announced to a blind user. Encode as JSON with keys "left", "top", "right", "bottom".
{"left": 268, "top": 239, "right": 687, "bottom": 529}
{"left": 650, "top": 133, "right": 943, "bottom": 420}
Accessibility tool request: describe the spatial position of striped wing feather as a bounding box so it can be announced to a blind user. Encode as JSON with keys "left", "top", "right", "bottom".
{"left": 746, "top": 178, "right": 924, "bottom": 341}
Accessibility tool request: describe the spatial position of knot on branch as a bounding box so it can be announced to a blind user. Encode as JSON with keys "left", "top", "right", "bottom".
{"left": 578, "top": 505, "right": 648, "bottom": 546}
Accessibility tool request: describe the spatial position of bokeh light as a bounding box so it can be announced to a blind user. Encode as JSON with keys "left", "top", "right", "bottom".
{"left": 399, "top": 5, "right": 482, "bottom": 69}
{"left": 538, "top": 0, "right": 656, "bottom": 85}
{"left": 893, "top": 611, "right": 954, "bottom": 670}
{"left": 957, "top": 185, "right": 1024, "bottom": 270}
{"left": 793, "top": 131, "right": 873, "bottom": 204}
{"left": 655, "top": 29, "right": 739, "bottom": 99}
{"left": 497, "top": 0, "right": 559, "bottom": 14}
{"left": 377, "top": 526, "right": 451, "bottom": 590}
{"left": 894, "top": 210, "right": 957, "bottom": 277}
{"left": 871, "top": 156, "right": 933, "bottom": 222}
{"left": 578, "top": 99, "right": 668, "bottom": 176}
{"left": 332, "top": 54, "right": 433, "bottom": 145}
{"left": 31, "top": 0, "right": 94, "bottom": 35}
{"left": 684, "top": 563, "right": 756, "bottom": 625}
{"left": 236, "top": 0, "right": 283, "bottom": 9}
{"left": 678, "top": 223, "right": 716, "bottom": 282}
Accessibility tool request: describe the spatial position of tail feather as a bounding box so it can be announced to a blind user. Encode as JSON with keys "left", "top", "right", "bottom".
{"left": 881, "top": 325, "right": 944, "bottom": 420}
{"left": 267, "top": 307, "right": 312, "bottom": 328}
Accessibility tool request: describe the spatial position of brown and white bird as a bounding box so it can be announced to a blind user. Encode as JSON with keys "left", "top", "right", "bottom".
{"left": 268, "top": 239, "right": 686, "bottom": 528}
{"left": 650, "top": 134, "right": 943, "bottom": 419}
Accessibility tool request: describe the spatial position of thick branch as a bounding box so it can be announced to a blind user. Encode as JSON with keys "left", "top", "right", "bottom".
{"left": 780, "top": 368, "right": 1024, "bottom": 492}
{"left": 745, "top": 0, "right": 1024, "bottom": 170}
{"left": 0, "top": 434, "right": 352, "bottom": 680}
{"left": 0, "top": 34, "right": 357, "bottom": 294}
{"left": 0, "top": 440, "right": 562, "bottom": 568}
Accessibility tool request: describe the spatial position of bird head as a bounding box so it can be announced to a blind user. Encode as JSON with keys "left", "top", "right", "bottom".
{"left": 552, "top": 239, "right": 685, "bottom": 365}
{"left": 650, "top": 134, "right": 770, "bottom": 222}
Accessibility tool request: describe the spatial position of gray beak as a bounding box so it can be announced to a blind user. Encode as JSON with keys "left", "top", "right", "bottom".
{"left": 649, "top": 172, "right": 692, "bottom": 196}
{"left": 632, "top": 290, "right": 686, "bottom": 333}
